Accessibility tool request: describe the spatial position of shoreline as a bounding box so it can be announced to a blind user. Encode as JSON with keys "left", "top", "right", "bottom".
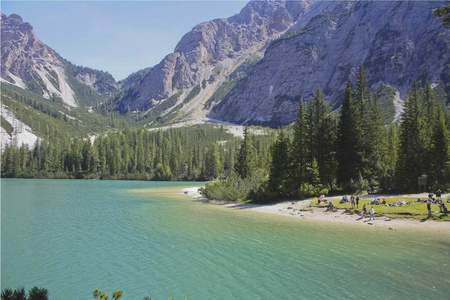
{"left": 182, "top": 187, "right": 450, "bottom": 230}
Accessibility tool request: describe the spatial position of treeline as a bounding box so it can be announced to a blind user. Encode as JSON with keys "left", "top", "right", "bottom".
{"left": 2, "top": 65, "right": 449, "bottom": 200}
{"left": 1, "top": 125, "right": 274, "bottom": 181}
{"left": 201, "top": 65, "right": 450, "bottom": 202}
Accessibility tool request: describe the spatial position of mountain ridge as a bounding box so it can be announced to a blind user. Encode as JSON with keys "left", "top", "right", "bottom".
{"left": 209, "top": 0, "right": 450, "bottom": 126}
{"left": 115, "top": 0, "right": 312, "bottom": 114}
{"left": 1, "top": 12, "right": 119, "bottom": 107}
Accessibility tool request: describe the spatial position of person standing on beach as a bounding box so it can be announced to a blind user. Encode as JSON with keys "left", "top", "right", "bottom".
{"left": 356, "top": 196, "right": 360, "bottom": 208}
{"left": 351, "top": 195, "right": 355, "bottom": 208}
{"left": 369, "top": 206, "right": 375, "bottom": 220}
{"left": 427, "top": 199, "right": 432, "bottom": 218}
{"left": 362, "top": 204, "right": 367, "bottom": 218}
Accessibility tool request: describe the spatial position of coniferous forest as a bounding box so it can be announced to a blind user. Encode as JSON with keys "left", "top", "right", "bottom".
{"left": 2, "top": 65, "right": 450, "bottom": 202}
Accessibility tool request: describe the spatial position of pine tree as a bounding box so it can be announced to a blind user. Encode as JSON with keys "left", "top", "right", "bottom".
{"left": 205, "top": 142, "right": 221, "bottom": 180}
{"left": 396, "top": 82, "right": 424, "bottom": 191}
{"left": 268, "top": 127, "right": 291, "bottom": 198}
{"left": 420, "top": 81, "right": 437, "bottom": 176}
{"left": 307, "top": 84, "right": 337, "bottom": 187}
{"left": 234, "top": 123, "right": 256, "bottom": 179}
{"left": 428, "top": 104, "right": 450, "bottom": 189}
{"left": 361, "top": 91, "right": 384, "bottom": 184}
{"left": 355, "top": 63, "right": 370, "bottom": 118}
{"left": 336, "top": 80, "right": 362, "bottom": 188}
{"left": 290, "top": 98, "right": 309, "bottom": 188}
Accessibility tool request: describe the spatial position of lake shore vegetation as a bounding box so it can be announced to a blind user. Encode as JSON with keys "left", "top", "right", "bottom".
{"left": 2, "top": 66, "right": 450, "bottom": 202}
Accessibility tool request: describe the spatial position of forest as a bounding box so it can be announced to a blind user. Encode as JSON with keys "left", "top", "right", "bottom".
{"left": 2, "top": 65, "right": 450, "bottom": 202}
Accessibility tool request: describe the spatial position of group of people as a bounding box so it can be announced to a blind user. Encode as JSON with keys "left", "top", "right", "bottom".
{"left": 425, "top": 190, "right": 448, "bottom": 218}
{"left": 360, "top": 203, "right": 376, "bottom": 220}
{"left": 339, "top": 195, "right": 360, "bottom": 208}
{"left": 318, "top": 189, "right": 447, "bottom": 220}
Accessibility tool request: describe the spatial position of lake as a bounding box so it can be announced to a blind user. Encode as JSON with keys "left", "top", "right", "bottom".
{"left": 1, "top": 179, "right": 449, "bottom": 299}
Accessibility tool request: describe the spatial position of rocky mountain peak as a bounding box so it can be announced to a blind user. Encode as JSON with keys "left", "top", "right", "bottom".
{"left": 209, "top": 0, "right": 450, "bottom": 126}
{"left": 1, "top": 13, "right": 119, "bottom": 106}
{"left": 116, "top": 0, "right": 312, "bottom": 113}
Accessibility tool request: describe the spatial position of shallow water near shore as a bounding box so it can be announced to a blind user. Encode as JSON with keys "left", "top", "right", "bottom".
{"left": 2, "top": 179, "right": 449, "bottom": 299}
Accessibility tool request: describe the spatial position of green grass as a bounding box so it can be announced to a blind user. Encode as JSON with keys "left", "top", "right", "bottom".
{"left": 312, "top": 197, "right": 450, "bottom": 221}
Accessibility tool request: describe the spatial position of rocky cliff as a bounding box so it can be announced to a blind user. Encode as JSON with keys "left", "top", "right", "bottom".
{"left": 116, "top": 0, "right": 314, "bottom": 113}
{"left": 1, "top": 13, "right": 119, "bottom": 106}
{"left": 209, "top": 1, "right": 450, "bottom": 126}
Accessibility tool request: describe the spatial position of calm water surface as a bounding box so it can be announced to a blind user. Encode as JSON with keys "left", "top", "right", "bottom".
{"left": 1, "top": 179, "right": 449, "bottom": 299}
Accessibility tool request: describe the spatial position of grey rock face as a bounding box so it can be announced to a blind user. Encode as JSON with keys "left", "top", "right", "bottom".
{"left": 116, "top": 0, "right": 311, "bottom": 112}
{"left": 1, "top": 13, "right": 118, "bottom": 106}
{"left": 210, "top": 1, "right": 450, "bottom": 126}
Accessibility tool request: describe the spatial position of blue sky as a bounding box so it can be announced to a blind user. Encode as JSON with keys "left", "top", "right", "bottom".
{"left": 1, "top": 1, "right": 247, "bottom": 80}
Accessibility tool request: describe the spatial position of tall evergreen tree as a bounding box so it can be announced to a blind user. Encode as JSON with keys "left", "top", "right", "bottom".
{"left": 429, "top": 104, "right": 450, "bottom": 189}
{"left": 396, "top": 82, "right": 424, "bottom": 191}
{"left": 336, "top": 80, "right": 362, "bottom": 188}
{"left": 205, "top": 142, "right": 221, "bottom": 180}
{"left": 361, "top": 91, "right": 384, "bottom": 184}
{"left": 307, "top": 84, "right": 337, "bottom": 187}
{"left": 268, "top": 127, "right": 291, "bottom": 197}
{"left": 355, "top": 63, "right": 370, "bottom": 118}
{"left": 290, "top": 98, "right": 309, "bottom": 187}
{"left": 234, "top": 123, "right": 256, "bottom": 179}
{"left": 420, "top": 81, "right": 438, "bottom": 175}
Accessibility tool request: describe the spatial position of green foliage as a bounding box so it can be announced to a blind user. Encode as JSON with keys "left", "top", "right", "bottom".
{"left": 234, "top": 123, "right": 257, "bottom": 179}
{"left": 205, "top": 142, "right": 222, "bottom": 180}
{"left": 64, "top": 64, "right": 114, "bottom": 107}
{"left": 118, "top": 67, "right": 152, "bottom": 89}
{"left": 375, "top": 82, "right": 397, "bottom": 124}
{"left": 204, "top": 56, "right": 260, "bottom": 109}
{"left": 212, "top": 63, "right": 223, "bottom": 78}
{"left": 268, "top": 127, "right": 291, "bottom": 198}
{"left": 336, "top": 80, "right": 362, "bottom": 188}
{"left": 1, "top": 287, "right": 49, "bottom": 300}
{"left": 0, "top": 82, "right": 128, "bottom": 138}
{"left": 1, "top": 116, "right": 14, "bottom": 136}
{"left": 200, "top": 169, "right": 268, "bottom": 203}
{"left": 306, "top": 84, "right": 337, "bottom": 187}
{"left": 183, "top": 85, "right": 201, "bottom": 105}
{"left": 433, "top": 4, "right": 450, "bottom": 27}
{"left": 1, "top": 125, "right": 243, "bottom": 181}
{"left": 142, "top": 90, "right": 183, "bottom": 126}
{"left": 204, "top": 75, "right": 243, "bottom": 109}
{"left": 396, "top": 82, "right": 426, "bottom": 191}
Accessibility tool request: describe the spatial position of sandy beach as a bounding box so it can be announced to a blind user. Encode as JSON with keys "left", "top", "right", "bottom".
{"left": 182, "top": 187, "right": 450, "bottom": 230}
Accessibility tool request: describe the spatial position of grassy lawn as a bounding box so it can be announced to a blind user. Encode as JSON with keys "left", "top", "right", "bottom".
{"left": 312, "top": 197, "right": 450, "bottom": 221}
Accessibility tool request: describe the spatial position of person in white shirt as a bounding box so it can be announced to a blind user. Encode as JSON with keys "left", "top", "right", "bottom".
{"left": 369, "top": 206, "right": 375, "bottom": 220}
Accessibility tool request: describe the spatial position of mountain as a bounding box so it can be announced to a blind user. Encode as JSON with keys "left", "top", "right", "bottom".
{"left": 209, "top": 0, "right": 450, "bottom": 126}
{"left": 115, "top": 0, "right": 449, "bottom": 127}
{"left": 1, "top": 13, "right": 119, "bottom": 107}
{"left": 115, "top": 0, "right": 313, "bottom": 114}
{"left": 118, "top": 67, "right": 153, "bottom": 91}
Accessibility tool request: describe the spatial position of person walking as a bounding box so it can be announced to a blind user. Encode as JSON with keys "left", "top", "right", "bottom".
{"left": 356, "top": 196, "right": 360, "bottom": 208}
{"left": 351, "top": 195, "right": 355, "bottom": 209}
{"left": 369, "top": 206, "right": 375, "bottom": 220}
{"left": 427, "top": 199, "right": 432, "bottom": 218}
{"left": 362, "top": 204, "right": 367, "bottom": 218}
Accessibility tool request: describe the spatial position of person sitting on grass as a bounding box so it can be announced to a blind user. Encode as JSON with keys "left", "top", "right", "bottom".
{"left": 328, "top": 200, "right": 334, "bottom": 210}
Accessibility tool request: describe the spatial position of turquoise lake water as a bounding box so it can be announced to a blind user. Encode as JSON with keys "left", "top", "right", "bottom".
{"left": 1, "top": 179, "right": 449, "bottom": 299}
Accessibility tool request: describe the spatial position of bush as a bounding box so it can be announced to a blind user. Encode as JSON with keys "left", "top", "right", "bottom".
{"left": 200, "top": 170, "right": 268, "bottom": 203}
{"left": 349, "top": 172, "right": 369, "bottom": 191}
{"left": 298, "top": 183, "right": 328, "bottom": 199}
